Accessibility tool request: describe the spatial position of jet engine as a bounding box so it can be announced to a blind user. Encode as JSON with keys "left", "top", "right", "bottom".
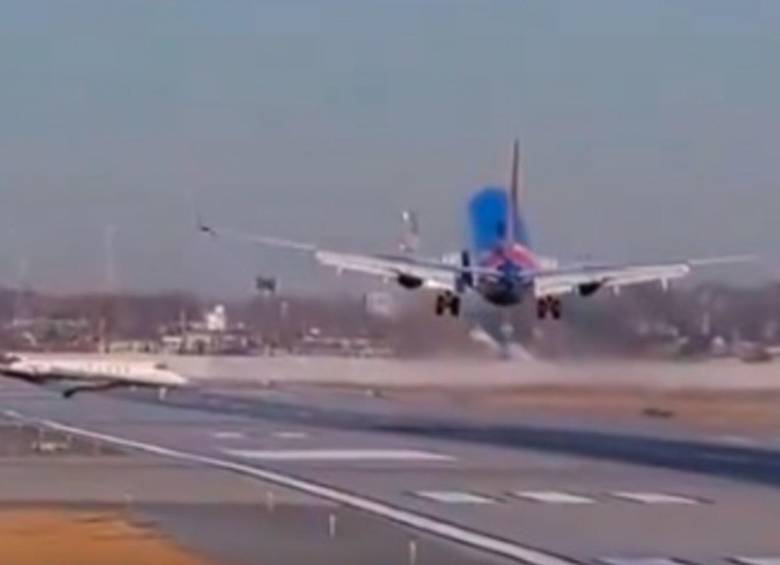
{"left": 397, "top": 273, "right": 424, "bottom": 289}
{"left": 578, "top": 282, "right": 602, "bottom": 297}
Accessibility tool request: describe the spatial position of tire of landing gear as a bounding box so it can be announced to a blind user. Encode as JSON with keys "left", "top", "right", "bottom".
{"left": 536, "top": 298, "right": 548, "bottom": 320}
{"left": 551, "top": 298, "right": 562, "bottom": 320}
{"left": 435, "top": 295, "right": 445, "bottom": 316}
{"left": 450, "top": 296, "right": 461, "bottom": 318}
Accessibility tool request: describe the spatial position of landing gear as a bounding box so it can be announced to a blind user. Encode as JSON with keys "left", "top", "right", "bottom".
{"left": 435, "top": 292, "right": 461, "bottom": 317}
{"left": 536, "top": 297, "right": 562, "bottom": 320}
{"left": 550, "top": 298, "right": 562, "bottom": 320}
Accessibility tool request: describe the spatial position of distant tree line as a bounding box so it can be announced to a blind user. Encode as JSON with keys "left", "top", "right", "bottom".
{"left": 0, "top": 282, "right": 777, "bottom": 357}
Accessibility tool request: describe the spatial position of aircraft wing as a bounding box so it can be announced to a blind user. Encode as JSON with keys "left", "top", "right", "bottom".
{"left": 199, "top": 223, "right": 316, "bottom": 252}
{"left": 313, "top": 251, "right": 453, "bottom": 289}
{"left": 531, "top": 255, "right": 755, "bottom": 298}
{"left": 200, "top": 222, "right": 501, "bottom": 292}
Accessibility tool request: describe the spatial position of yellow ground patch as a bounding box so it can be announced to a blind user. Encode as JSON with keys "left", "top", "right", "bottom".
{"left": 0, "top": 508, "right": 209, "bottom": 565}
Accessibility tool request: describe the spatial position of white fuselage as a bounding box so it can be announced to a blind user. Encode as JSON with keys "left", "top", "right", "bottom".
{"left": 2, "top": 357, "right": 188, "bottom": 388}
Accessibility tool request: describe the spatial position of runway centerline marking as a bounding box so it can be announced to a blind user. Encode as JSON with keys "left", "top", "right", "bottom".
{"left": 414, "top": 491, "right": 497, "bottom": 504}
{"left": 611, "top": 492, "right": 702, "bottom": 505}
{"left": 10, "top": 411, "right": 578, "bottom": 565}
{"left": 224, "top": 449, "right": 455, "bottom": 462}
{"left": 514, "top": 491, "right": 596, "bottom": 505}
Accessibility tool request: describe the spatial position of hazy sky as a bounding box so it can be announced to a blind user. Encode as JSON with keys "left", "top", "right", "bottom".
{"left": 1, "top": 1, "right": 778, "bottom": 295}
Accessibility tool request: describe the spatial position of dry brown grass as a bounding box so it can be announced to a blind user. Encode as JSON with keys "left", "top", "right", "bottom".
{"left": 0, "top": 508, "right": 209, "bottom": 565}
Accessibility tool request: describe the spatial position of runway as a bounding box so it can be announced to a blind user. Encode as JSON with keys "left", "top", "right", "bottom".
{"left": 1, "top": 379, "right": 779, "bottom": 564}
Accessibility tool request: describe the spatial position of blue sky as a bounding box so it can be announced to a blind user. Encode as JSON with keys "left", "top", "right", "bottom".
{"left": 1, "top": 1, "right": 778, "bottom": 294}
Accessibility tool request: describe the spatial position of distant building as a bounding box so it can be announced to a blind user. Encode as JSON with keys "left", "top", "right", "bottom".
{"left": 159, "top": 305, "right": 253, "bottom": 355}
{"left": 295, "top": 328, "right": 394, "bottom": 358}
{"left": 205, "top": 305, "right": 228, "bottom": 332}
{"left": 4, "top": 317, "right": 93, "bottom": 351}
{"left": 108, "top": 339, "right": 159, "bottom": 354}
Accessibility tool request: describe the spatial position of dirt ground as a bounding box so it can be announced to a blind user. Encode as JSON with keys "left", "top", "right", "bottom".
{"left": 0, "top": 508, "right": 209, "bottom": 565}
{"left": 482, "top": 387, "right": 780, "bottom": 431}
{"left": 368, "top": 385, "right": 780, "bottom": 433}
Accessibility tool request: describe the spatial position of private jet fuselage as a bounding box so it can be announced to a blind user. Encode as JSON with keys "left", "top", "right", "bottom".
{"left": 0, "top": 356, "right": 187, "bottom": 398}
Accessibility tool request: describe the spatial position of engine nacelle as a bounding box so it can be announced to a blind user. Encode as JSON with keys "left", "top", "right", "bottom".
{"left": 578, "top": 282, "right": 602, "bottom": 297}
{"left": 397, "top": 273, "right": 424, "bottom": 289}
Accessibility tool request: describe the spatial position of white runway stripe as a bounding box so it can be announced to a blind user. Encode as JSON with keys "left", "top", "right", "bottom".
{"left": 611, "top": 492, "right": 702, "bottom": 505}
{"left": 212, "top": 431, "right": 246, "bottom": 440}
{"left": 272, "top": 431, "right": 309, "bottom": 440}
{"left": 13, "top": 413, "right": 577, "bottom": 565}
{"left": 732, "top": 558, "right": 780, "bottom": 565}
{"left": 514, "top": 491, "right": 596, "bottom": 505}
{"left": 414, "top": 491, "right": 496, "bottom": 504}
{"left": 224, "top": 449, "right": 455, "bottom": 462}
{"left": 598, "top": 558, "right": 688, "bottom": 565}
{"left": 714, "top": 435, "right": 759, "bottom": 447}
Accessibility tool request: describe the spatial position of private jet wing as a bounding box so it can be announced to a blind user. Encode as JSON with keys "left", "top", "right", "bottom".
{"left": 200, "top": 223, "right": 500, "bottom": 291}
{"left": 530, "top": 256, "right": 755, "bottom": 298}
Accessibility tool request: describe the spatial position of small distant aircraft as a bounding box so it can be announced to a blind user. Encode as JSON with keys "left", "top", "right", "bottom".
{"left": 200, "top": 141, "right": 752, "bottom": 320}
{"left": 0, "top": 355, "right": 188, "bottom": 398}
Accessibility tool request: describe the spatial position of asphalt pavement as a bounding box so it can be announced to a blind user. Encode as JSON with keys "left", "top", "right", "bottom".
{"left": 1, "top": 378, "right": 779, "bottom": 564}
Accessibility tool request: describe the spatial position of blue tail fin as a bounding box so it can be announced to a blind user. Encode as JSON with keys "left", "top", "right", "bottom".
{"left": 468, "top": 186, "right": 531, "bottom": 254}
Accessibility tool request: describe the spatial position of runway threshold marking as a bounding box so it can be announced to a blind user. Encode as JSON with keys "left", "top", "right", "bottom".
{"left": 212, "top": 431, "right": 246, "bottom": 440}
{"left": 16, "top": 414, "right": 579, "bottom": 565}
{"left": 224, "top": 449, "right": 455, "bottom": 462}
{"left": 414, "top": 491, "right": 497, "bottom": 504}
{"left": 272, "top": 431, "right": 309, "bottom": 440}
{"left": 611, "top": 492, "right": 702, "bottom": 505}
{"left": 514, "top": 491, "right": 596, "bottom": 505}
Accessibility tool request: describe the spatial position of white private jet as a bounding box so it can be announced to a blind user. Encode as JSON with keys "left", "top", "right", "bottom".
{"left": 201, "top": 141, "right": 753, "bottom": 320}
{"left": 0, "top": 355, "right": 188, "bottom": 399}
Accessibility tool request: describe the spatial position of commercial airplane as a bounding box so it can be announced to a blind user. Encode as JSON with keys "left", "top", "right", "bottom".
{"left": 201, "top": 141, "right": 751, "bottom": 320}
{"left": 0, "top": 355, "right": 188, "bottom": 398}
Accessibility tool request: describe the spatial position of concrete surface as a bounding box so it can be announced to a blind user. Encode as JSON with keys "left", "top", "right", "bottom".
{"left": 1, "top": 376, "right": 780, "bottom": 564}
{"left": 0, "top": 386, "right": 509, "bottom": 564}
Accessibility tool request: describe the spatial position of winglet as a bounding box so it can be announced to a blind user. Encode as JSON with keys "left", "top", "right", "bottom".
{"left": 197, "top": 215, "right": 217, "bottom": 237}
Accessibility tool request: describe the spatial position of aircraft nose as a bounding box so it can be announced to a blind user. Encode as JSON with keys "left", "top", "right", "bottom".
{"left": 161, "top": 370, "right": 189, "bottom": 386}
